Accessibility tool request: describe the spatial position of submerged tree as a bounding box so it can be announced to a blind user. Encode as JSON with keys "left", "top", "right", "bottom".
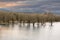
{"left": 0, "top": 11, "right": 60, "bottom": 27}
{"left": 46, "top": 13, "right": 55, "bottom": 26}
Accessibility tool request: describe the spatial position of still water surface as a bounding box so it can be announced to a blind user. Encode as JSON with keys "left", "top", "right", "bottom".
{"left": 0, "top": 23, "right": 60, "bottom": 40}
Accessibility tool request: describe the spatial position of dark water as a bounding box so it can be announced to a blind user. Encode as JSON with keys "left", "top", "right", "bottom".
{"left": 0, "top": 23, "right": 60, "bottom": 40}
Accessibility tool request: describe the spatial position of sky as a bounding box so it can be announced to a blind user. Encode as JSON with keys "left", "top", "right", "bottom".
{"left": 0, "top": 0, "right": 60, "bottom": 13}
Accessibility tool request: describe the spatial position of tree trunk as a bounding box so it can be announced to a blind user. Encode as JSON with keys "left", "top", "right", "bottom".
{"left": 19, "top": 21, "right": 22, "bottom": 27}
{"left": 51, "top": 20, "right": 53, "bottom": 26}
{"left": 37, "top": 22, "right": 40, "bottom": 28}
{"left": 33, "top": 22, "right": 35, "bottom": 28}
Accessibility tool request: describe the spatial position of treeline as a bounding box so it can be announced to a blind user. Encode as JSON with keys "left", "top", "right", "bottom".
{"left": 0, "top": 11, "right": 60, "bottom": 26}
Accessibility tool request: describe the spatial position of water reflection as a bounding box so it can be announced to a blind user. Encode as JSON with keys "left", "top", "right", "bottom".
{"left": 0, "top": 23, "right": 60, "bottom": 40}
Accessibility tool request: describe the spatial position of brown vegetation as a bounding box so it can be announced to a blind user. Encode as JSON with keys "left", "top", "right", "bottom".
{"left": 0, "top": 11, "right": 60, "bottom": 26}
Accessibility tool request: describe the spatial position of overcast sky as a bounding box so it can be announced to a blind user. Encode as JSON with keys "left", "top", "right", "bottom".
{"left": 0, "top": 0, "right": 60, "bottom": 13}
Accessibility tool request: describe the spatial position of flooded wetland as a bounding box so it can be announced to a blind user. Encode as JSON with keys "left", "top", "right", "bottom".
{"left": 0, "top": 22, "right": 60, "bottom": 40}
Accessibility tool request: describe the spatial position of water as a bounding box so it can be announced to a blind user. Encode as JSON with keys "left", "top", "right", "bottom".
{"left": 0, "top": 22, "right": 60, "bottom": 40}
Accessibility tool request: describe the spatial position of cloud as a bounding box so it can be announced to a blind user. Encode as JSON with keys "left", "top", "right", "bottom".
{"left": 0, "top": 0, "right": 41, "bottom": 8}
{"left": 0, "top": 0, "right": 26, "bottom": 2}
{"left": 0, "top": 0, "right": 47, "bottom": 8}
{"left": 0, "top": 0, "right": 60, "bottom": 13}
{"left": 0, "top": 2, "right": 31, "bottom": 8}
